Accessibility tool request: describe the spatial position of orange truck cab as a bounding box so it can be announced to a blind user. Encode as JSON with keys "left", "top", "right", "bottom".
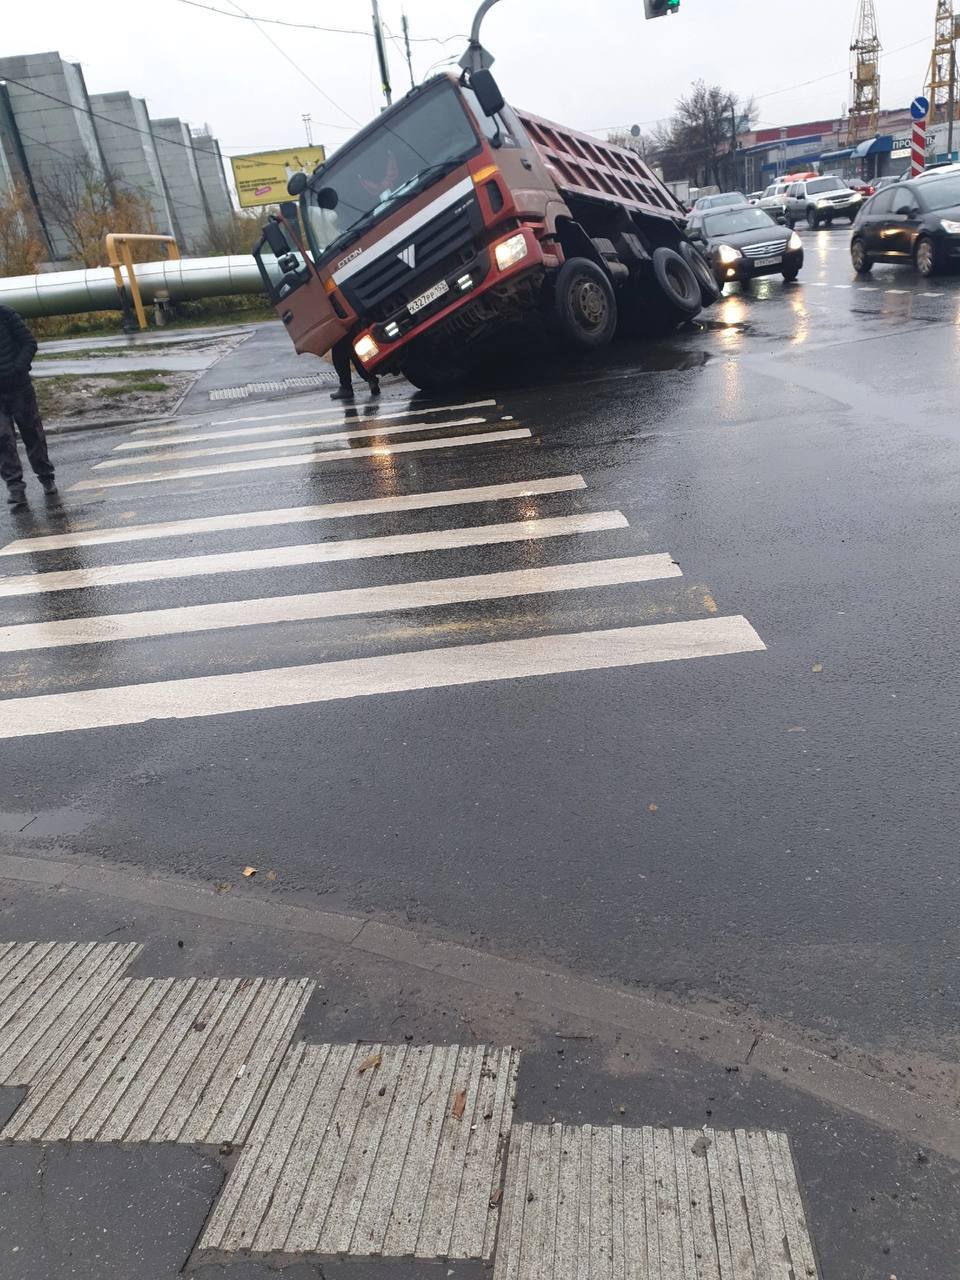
{"left": 253, "top": 67, "right": 717, "bottom": 391}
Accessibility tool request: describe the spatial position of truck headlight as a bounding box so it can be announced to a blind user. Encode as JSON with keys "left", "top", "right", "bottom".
{"left": 717, "top": 244, "right": 741, "bottom": 265}
{"left": 788, "top": 231, "right": 803, "bottom": 251}
{"left": 941, "top": 218, "right": 960, "bottom": 234}
{"left": 354, "top": 334, "right": 379, "bottom": 362}
{"left": 495, "top": 232, "right": 528, "bottom": 271}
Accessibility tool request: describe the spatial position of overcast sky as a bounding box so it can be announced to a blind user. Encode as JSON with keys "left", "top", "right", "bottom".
{"left": 2, "top": 1, "right": 936, "bottom": 156}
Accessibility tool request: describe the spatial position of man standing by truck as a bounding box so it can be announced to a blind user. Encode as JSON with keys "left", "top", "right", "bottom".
{"left": 0, "top": 303, "right": 57, "bottom": 509}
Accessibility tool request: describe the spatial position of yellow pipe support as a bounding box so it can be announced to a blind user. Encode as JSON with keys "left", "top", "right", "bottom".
{"left": 104, "top": 233, "right": 181, "bottom": 330}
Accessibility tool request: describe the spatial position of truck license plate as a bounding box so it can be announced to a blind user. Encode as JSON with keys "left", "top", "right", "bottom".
{"left": 755, "top": 256, "right": 782, "bottom": 267}
{"left": 408, "top": 280, "right": 450, "bottom": 314}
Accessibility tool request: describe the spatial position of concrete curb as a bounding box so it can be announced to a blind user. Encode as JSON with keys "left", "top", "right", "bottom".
{"left": 1, "top": 849, "right": 957, "bottom": 1159}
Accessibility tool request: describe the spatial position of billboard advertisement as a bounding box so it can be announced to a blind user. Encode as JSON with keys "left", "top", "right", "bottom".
{"left": 230, "top": 147, "right": 327, "bottom": 209}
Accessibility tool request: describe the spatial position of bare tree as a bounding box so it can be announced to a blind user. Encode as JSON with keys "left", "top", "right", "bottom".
{"left": 0, "top": 184, "right": 46, "bottom": 276}
{"left": 652, "top": 81, "right": 755, "bottom": 188}
{"left": 197, "top": 209, "right": 264, "bottom": 257}
{"left": 34, "top": 160, "right": 157, "bottom": 267}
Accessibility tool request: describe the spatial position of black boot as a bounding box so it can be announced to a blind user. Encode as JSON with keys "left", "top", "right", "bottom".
{"left": 368, "top": 376, "right": 381, "bottom": 397}
{"left": 40, "top": 476, "right": 58, "bottom": 497}
{"left": 6, "top": 483, "right": 27, "bottom": 509}
{"left": 330, "top": 384, "right": 355, "bottom": 402}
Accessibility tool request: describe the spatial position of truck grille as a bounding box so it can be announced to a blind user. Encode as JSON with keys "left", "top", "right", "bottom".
{"left": 343, "top": 194, "right": 482, "bottom": 314}
{"left": 741, "top": 239, "right": 789, "bottom": 259}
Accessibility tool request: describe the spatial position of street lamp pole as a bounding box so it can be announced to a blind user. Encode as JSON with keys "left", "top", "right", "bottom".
{"left": 460, "top": 0, "right": 504, "bottom": 73}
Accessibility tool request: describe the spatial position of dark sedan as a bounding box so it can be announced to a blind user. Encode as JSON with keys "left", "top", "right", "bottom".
{"left": 686, "top": 206, "right": 804, "bottom": 287}
{"left": 851, "top": 172, "right": 960, "bottom": 277}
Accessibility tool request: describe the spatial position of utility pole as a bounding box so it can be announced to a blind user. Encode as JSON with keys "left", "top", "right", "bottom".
{"left": 371, "top": 0, "right": 392, "bottom": 107}
{"left": 950, "top": 38, "right": 957, "bottom": 157}
{"left": 401, "top": 13, "right": 415, "bottom": 91}
{"left": 302, "top": 113, "right": 313, "bottom": 146}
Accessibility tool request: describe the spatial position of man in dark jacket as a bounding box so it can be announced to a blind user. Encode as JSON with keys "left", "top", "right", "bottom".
{"left": 0, "top": 304, "right": 57, "bottom": 509}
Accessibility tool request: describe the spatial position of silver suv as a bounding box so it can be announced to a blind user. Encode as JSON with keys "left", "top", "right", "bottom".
{"left": 784, "top": 176, "right": 864, "bottom": 229}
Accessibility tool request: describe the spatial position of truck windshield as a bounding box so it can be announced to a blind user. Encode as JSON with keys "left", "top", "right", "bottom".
{"left": 302, "top": 80, "right": 480, "bottom": 263}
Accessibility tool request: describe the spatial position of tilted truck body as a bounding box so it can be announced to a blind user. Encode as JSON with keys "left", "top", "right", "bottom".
{"left": 253, "top": 69, "right": 717, "bottom": 390}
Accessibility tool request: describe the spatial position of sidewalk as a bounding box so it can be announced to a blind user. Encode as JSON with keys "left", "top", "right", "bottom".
{"left": 0, "top": 851, "right": 957, "bottom": 1278}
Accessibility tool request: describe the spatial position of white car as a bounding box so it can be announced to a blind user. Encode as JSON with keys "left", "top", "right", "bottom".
{"left": 758, "top": 180, "right": 791, "bottom": 220}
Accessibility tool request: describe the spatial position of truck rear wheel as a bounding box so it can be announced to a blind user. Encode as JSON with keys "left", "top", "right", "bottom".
{"left": 650, "top": 247, "right": 702, "bottom": 322}
{"left": 679, "top": 242, "right": 721, "bottom": 307}
{"left": 553, "top": 257, "right": 618, "bottom": 349}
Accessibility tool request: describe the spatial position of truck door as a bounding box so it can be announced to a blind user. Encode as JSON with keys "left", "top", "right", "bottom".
{"left": 252, "top": 216, "right": 348, "bottom": 358}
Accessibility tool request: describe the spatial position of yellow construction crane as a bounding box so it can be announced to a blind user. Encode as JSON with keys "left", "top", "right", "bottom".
{"left": 848, "top": 0, "right": 881, "bottom": 144}
{"left": 927, "top": 0, "right": 960, "bottom": 131}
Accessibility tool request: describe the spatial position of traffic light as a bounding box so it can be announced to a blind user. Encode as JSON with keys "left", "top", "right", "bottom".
{"left": 644, "top": 0, "right": 680, "bottom": 16}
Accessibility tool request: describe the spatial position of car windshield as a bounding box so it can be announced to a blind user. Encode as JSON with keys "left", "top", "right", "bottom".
{"left": 703, "top": 208, "right": 777, "bottom": 236}
{"left": 806, "top": 177, "right": 845, "bottom": 194}
{"left": 915, "top": 174, "right": 960, "bottom": 209}
{"left": 301, "top": 79, "right": 479, "bottom": 262}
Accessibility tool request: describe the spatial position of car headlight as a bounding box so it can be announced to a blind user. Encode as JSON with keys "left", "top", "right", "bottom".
{"left": 495, "top": 232, "right": 528, "bottom": 271}
{"left": 816, "top": 197, "right": 833, "bottom": 206}
{"left": 354, "top": 334, "right": 379, "bottom": 363}
{"left": 941, "top": 218, "right": 960, "bottom": 234}
{"left": 788, "top": 231, "right": 803, "bottom": 251}
{"left": 717, "top": 244, "right": 741, "bottom": 265}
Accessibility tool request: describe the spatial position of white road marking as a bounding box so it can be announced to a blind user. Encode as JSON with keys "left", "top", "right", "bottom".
{"left": 131, "top": 398, "right": 497, "bottom": 436}
{"left": 920, "top": 291, "right": 943, "bottom": 297}
{"left": 0, "top": 476, "right": 586, "bottom": 557}
{"left": 886, "top": 289, "right": 909, "bottom": 295}
{"left": 96, "top": 417, "right": 489, "bottom": 469}
{"left": 0, "top": 512, "right": 627, "bottom": 598}
{"left": 0, "top": 555, "right": 678, "bottom": 652}
{"left": 0, "top": 617, "right": 766, "bottom": 739}
{"left": 119, "top": 400, "right": 499, "bottom": 448}
{"left": 831, "top": 284, "right": 852, "bottom": 290}
{"left": 69, "top": 428, "right": 531, "bottom": 491}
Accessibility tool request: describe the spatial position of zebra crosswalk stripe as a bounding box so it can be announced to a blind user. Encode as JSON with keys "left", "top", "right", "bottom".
{"left": 0, "top": 476, "right": 587, "bottom": 556}
{"left": 119, "top": 398, "right": 500, "bottom": 447}
{"left": 69, "top": 427, "right": 532, "bottom": 490}
{"left": 0, "top": 513, "right": 627, "bottom": 598}
{"left": 0, "top": 555, "right": 681, "bottom": 652}
{"left": 94, "top": 416, "right": 491, "bottom": 468}
{"left": 0, "top": 617, "right": 766, "bottom": 740}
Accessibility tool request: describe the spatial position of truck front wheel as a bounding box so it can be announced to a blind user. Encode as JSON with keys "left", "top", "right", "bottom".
{"left": 553, "top": 258, "right": 618, "bottom": 349}
{"left": 399, "top": 348, "right": 468, "bottom": 392}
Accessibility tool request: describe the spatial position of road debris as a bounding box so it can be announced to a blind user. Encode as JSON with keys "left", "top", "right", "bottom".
{"left": 357, "top": 1051, "right": 382, "bottom": 1075}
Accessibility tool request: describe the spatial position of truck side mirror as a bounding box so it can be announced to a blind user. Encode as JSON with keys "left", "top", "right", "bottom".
{"left": 264, "top": 219, "right": 290, "bottom": 255}
{"left": 470, "top": 69, "right": 505, "bottom": 117}
{"left": 287, "top": 172, "right": 308, "bottom": 196}
{"left": 314, "top": 186, "right": 339, "bottom": 211}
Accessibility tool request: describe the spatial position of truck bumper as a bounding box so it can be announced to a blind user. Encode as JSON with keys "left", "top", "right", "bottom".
{"left": 351, "top": 226, "right": 545, "bottom": 374}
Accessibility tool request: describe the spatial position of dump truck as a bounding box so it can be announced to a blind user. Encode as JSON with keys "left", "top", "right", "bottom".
{"left": 253, "top": 66, "right": 718, "bottom": 391}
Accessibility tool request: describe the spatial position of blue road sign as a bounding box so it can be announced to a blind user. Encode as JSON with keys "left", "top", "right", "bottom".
{"left": 911, "top": 96, "right": 930, "bottom": 121}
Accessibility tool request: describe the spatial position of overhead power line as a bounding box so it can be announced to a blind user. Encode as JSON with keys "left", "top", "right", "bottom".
{"left": 220, "top": 0, "right": 359, "bottom": 126}
{"left": 173, "top": 0, "right": 465, "bottom": 44}
{"left": 589, "top": 34, "right": 931, "bottom": 137}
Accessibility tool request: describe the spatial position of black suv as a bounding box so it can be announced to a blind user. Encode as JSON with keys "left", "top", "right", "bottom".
{"left": 851, "top": 171, "right": 960, "bottom": 277}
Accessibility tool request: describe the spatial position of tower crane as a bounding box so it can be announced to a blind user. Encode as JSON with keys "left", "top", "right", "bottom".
{"left": 847, "top": 0, "right": 881, "bottom": 144}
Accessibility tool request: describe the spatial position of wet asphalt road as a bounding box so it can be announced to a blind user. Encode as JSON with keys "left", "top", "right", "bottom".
{"left": 2, "top": 222, "right": 959, "bottom": 1070}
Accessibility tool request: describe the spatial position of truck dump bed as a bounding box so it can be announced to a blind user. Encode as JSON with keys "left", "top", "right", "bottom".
{"left": 516, "top": 109, "right": 687, "bottom": 222}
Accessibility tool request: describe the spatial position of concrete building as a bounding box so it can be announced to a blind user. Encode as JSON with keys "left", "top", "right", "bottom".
{"left": 150, "top": 117, "right": 216, "bottom": 252}
{"left": 0, "top": 51, "right": 108, "bottom": 260}
{"left": 191, "top": 128, "right": 233, "bottom": 228}
{"left": 0, "top": 50, "right": 235, "bottom": 263}
{"left": 88, "top": 91, "right": 175, "bottom": 237}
